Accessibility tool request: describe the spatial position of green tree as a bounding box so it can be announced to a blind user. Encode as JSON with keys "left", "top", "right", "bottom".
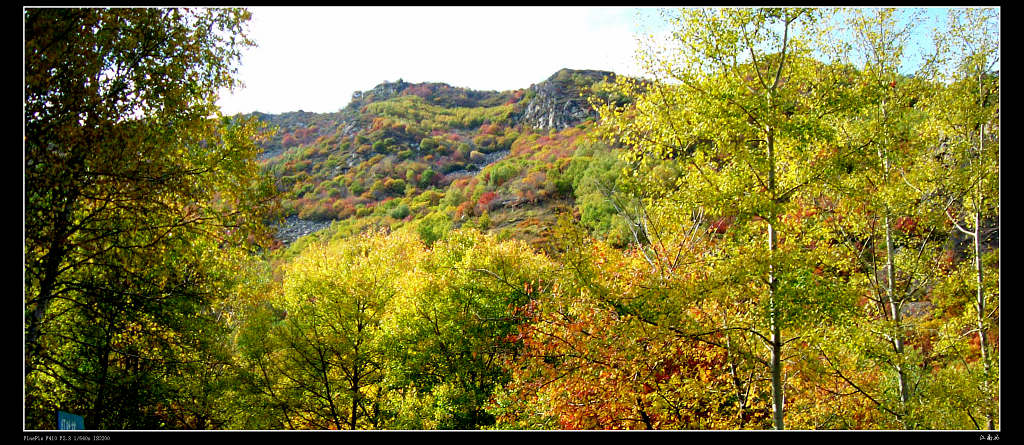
{"left": 24, "top": 7, "right": 273, "bottom": 429}
{"left": 566, "top": 142, "right": 635, "bottom": 247}
{"left": 804, "top": 8, "right": 944, "bottom": 428}
{"left": 416, "top": 211, "right": 453, "bottom": 245}
{"left": 916, "top": 7, "right": 1000, "bottom": 429}
{"left": 596, "top": 7, "right": 857, "bottom": 429}
{"left": 382, "top": 230, "right": 554, "bottom": 429}
{"left": 264, "top": 230, "right": 416, "bottom": 429}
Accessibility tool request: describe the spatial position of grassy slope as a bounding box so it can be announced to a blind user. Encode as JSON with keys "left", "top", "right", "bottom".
{"left": 251, "top": 70, "right": 628, "bottom": 263}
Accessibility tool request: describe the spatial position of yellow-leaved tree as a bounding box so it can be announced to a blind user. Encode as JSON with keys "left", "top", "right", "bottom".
{"left": 594, "top": 7, "right": 862, "bottom": 429}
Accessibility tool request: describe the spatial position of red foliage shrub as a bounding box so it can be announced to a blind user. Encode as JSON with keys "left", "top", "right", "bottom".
{"left": 455, "top": 200, "right": 474, "bottom": 219}
{"left": 478, "top": 191, "right": 498, "bottom": 208}
{"left": 505, "top": 89, "right": 526, "bottom": 105}
{"left": 282, "top": 133, "right": 298, "bottom": 148}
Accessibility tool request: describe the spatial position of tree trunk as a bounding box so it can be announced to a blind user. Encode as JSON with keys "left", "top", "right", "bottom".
{"left": 884, "top": 213, "right": 910, "bottom": 413}
{"left": 766, "top": 127, "right": 785, "bottom": 431}
{"left": 974, "top": 209, "right": 994, "bottom": 430}
{"left": 974, "top": 122, "right": 993, "bottom": 430}
{"left": 349, "top": 374, "right": 360, "bottom": 430}
{"left": 25, "top": 212, "right": 74, "bottom": 378}
{"left": 769, "top": 300, "right": 784, "bottom": 431}
{"left": 25, "top": 136, "right": 88, "bottom": 379}
{"left": 974, "top": 78, "right": 994, "bottom": 429}
{"left": 90, "top": 319, "right": 115, "bottom": 429}
{"left": 974, "top": 212, "right": 988, "bottom": 369}
{"left": 878, "top": 93, "right": 909, "bottom": 423}
{"left": 349, "top": 314, "right": 365, "bottom": 430}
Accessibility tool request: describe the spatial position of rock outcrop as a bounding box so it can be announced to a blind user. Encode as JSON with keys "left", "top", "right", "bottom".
{"left": 273, "top": 215, "right": 333, "bottom": 245}
{"left": 513, "top": 68, "right": 616, "bottom": 130}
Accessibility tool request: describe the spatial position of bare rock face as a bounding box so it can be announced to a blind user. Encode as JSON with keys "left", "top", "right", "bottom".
{"left": 273, "top": 215, "right": 333, "bottom": 245}
{"left": 350, "top": 79, "right": 411, "bottom": 105}
{"left": 514, "top": 68, "right": 615, "bottom": 130}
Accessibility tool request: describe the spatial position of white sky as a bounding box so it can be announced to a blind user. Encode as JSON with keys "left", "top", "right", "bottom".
{"left": 217, "top": 6, "right": 660, "bottom": 115}
{"left": 216, "top": 7, "right": 993, "bottom": 115}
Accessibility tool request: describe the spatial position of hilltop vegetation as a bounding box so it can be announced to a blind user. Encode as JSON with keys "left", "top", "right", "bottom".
{"left": 252, "top": 68, "right": 632, "bottom": 253}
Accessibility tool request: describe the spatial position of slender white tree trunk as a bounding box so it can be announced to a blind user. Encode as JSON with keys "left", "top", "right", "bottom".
{"left": 767, "top": 126, "right": 785, "bottom": 431}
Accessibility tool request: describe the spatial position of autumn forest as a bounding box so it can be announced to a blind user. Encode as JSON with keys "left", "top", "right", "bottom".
{"left": 24, "top": 7, "right": 999, "bottom": 431}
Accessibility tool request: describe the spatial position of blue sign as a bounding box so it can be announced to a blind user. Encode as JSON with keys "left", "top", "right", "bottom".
{"left": 57, "top": 411, "right": 84, "bottom": 430}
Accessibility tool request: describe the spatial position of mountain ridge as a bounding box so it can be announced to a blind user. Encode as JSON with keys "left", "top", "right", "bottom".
{"left": 250, "top": 68, "right": 629, "bottom": 249}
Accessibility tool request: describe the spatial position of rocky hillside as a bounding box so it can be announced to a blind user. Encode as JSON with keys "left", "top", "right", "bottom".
{"left": 249, "top": 68, "right": 631, "bottom": 250}
{"left": 513, "top": 69, "right": 615, "bottom": 130}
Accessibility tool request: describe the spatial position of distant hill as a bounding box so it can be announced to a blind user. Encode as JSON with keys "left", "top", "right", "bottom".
{"left": 246, "top": 68, "right": 635, "bottom": 252}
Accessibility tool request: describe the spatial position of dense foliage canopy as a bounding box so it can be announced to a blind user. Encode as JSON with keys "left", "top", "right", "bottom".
{"left": 24, "top": 7, "right": 998, "bottom": 431}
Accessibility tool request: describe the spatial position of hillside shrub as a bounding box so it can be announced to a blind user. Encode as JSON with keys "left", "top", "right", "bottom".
{"left": 389, "top": 203, "right": 411, "bottom": 220}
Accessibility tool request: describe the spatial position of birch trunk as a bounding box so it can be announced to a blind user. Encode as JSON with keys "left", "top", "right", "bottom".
{"left": 767, "top": 126, "right": 785, "bottom": 431}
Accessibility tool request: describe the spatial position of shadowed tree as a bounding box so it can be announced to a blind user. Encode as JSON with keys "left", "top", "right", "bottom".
{"left": 24, "top": 7, "right": 275, "bottom": 429}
